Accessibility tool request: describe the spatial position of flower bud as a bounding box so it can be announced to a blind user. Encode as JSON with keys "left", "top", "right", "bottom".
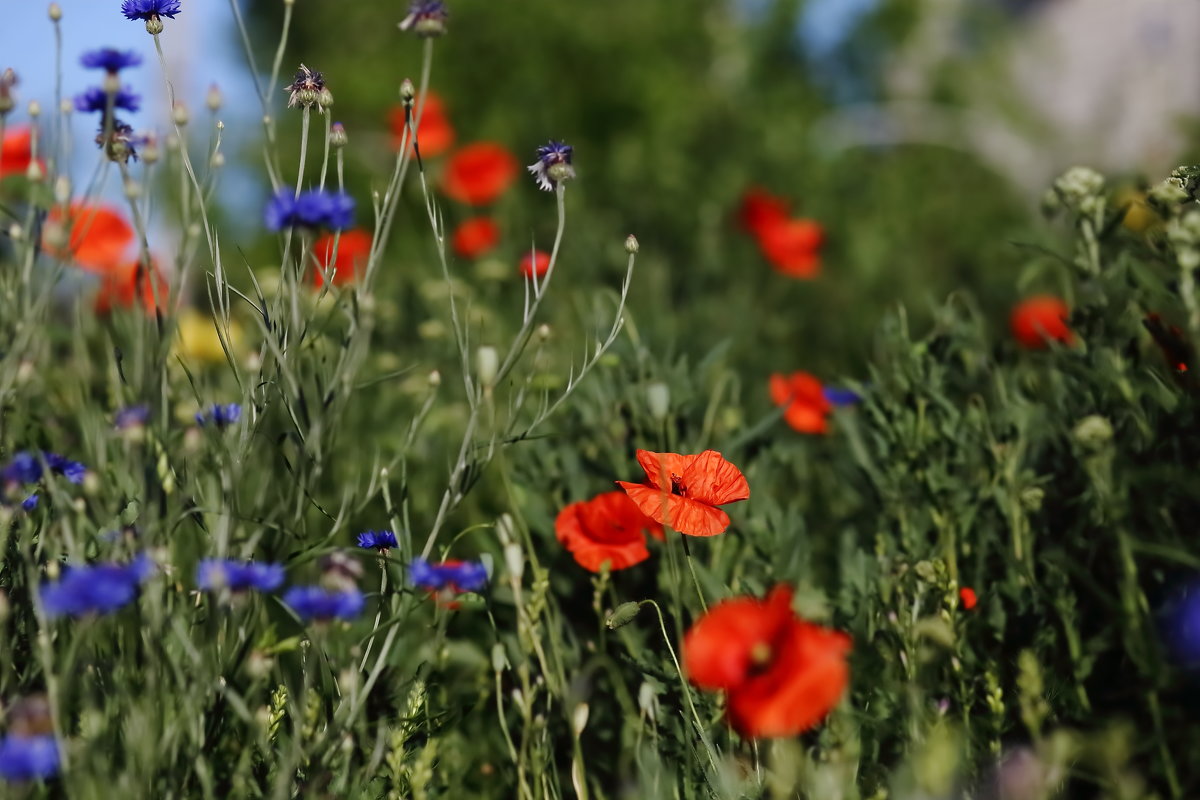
{"left": 645, "top": 382, "right": 670, "bottom": 421}
{"left": 427, "top": 369, "right": 442, "bottom": 388}
{"left": 210, "top": 151, "right": 225, "bottom": 169}
{"left": 206, "top": 83, "right": 222, "bottom": 112}
{"left": 27, "top": 100, "right": 40, "bottom": 118}
{"left": 606, "top": 601, "right": 641, "bottom": 630}
{"left": 624, "top": 234, "right": 639, "bottom": 254}
{"left": 571, "top": 703, "right": 589, "bottom": 737}
{"left": 7, "top": 223, "right": 20, "bottom": 242}
{"left": 172, "top": 102, "right": 189, "bottom": 126}
{"left": 146, "top": 16, "right": 164, "bottom": 35}
{"left": 476, "top": 345, "right": 498, "bottom": 387}
{"left": 54, "top": 176, "right": 71, "bottom": 205}
{"left": 123, "top": 177, "right": 141, "bottom": 200}
{"left": 503, "top": 542, "right": 524, "bottom": 582}
{"left": 329, "top": 122, "right": 348, "bottom": 148}
{"left": 48, "top": 3, "right": 62, "bottom": 21}
{"left": 141, "top": 135, "right": 160, "bottom": 164}
{"left": 1073, "top": 414, "right": 1113, "bottom": 452}
{"left": 318, "top": 87, "right": 334, "bottom": 110}
{"left": 25, "top": 160, "right": 43, "bottom": 182}
{"left": 536, "top": 324, "right": 551, "bottom": 342}
{"left": 399, "top": 79, "right": 415, "bottom": 106}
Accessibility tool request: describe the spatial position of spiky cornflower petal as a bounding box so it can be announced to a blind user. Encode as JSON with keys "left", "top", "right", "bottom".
{"left": 398, "top": 1, "right": 448, "bottom": 37}
{"left": 40, "top": 555, "right": 154, "bottom": 619}
{"left": 283, "top": 586, "right": 365, "bottom": 622}
{"left": 80, "top": 48, "right": 143, "bottom": 73}
{"left": 195, "top": 403, "right": 242, "bottom": 428}
{"left": 356, "top": 530, "right": 399, "bottom": 551}
{"left": 120, "top": 0, "right": 181, "bottom": 21}
{"left": 527, "top": 140, "right": 575, "bottom": 192}
{"left": 409, "top": 558, "right": 489, "bottom": 593}
{"left": 0, "top": 735, "right": 60, "bottom": 782}
{"left": 74, "top": 87, "right": 141, "bottom": 115}
{"left": 265, "top": 189, "right": 355, "bottom": 232}
{"left": 196, "top": 559, "right": 285, "bottom": 593}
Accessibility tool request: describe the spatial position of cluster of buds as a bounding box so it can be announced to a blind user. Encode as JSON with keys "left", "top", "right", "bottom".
{"left": 1043, "top": 165, "right": 1105, "bottom": 218}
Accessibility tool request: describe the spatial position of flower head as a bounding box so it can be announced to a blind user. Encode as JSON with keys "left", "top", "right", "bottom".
{"left": 1, "top": 127, "right": 36, "bottom": 178}
{"left": 0, "top": 735, "right": 60, "bottom": 783}
{"left": 959, "top": 586, "right": 978, "bottom": 611}
{"left": 409, "top": 558, "right": 488, "bottom": 593}
{"left": 519, "top": 249, "right": 551, "bottom": 279}
{"left": 758, "top": 218, "right": 823, "bottom": 278}
{"left": 616, "top": 449, "right": 750, "bottom": 537}
{"left": 121, "top": 0, "right": 181, "bottom": 26}
{"left": 443, "top": 143, "right": 519, "bottom": 205}
{"left": 683, "top": 585, "right": 850, "bottom": 738}
{"left": 40, "top": 554, "right": 154, "bottom": 618}
{"left": 769, "top": 372, "right": 834, "bottom": 435}
{"left": 94, "top": 259, "right": 168, "bottom": 315}
{"left": 283, "top": 586, "right": 364, "bottom": 622}
{"left": 527, "top": 140, "right": 575, "bottom": 192}
{"left": 389, "top": 91, "right": 454, "bottom": 157}
{"left": 738, "top": 187, "right": 789, "bottom": 238}
{"left": 452, "top": 217, "right": 500, "bottom": 259}
{"left": 114, "top": 405, "right": 150, "bottom": 430}
{"left": 356, "top": 530, "right": 399, "bottom": 552}
{"left": 74, "top": 86, "right": 141, "bottom": 115}
{"left": 81, "top": 48, "right": 143, "bottom": 73}
{"left": 313, "top": 229, "right": 372, "bottom": 287}
{"left": 1010, "top": 295, "right": 1074, "bottom": 350}
{"left": 94, "top": 118, "right": 144, "bottom": 163}
{"left": 265, "top": 189, "right": 355, "bottom": 232}
{"left": 195, "top": 403, "right": 241, "bottom": 428}
{"left": 2, "top": 451, "right": 86, "bottom": 488}
{"left": 43, "top": 203, "right": 135, "bottom": 272}
{"left": 555, "top": 491, "right": 663, "bottom": 572}
{"left": 196, "top": 559, "right": 285, "bottom": 593}
{"left": 284, "top": 64, "right": 325, "bottom": 109}
{"left": 398, "top": 1, "right": 448, "bottom": 37}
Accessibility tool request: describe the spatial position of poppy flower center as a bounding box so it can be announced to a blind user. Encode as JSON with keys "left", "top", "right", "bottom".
{"left": 749, "top": 641, "right": 772, "bottom": 668}
{"left": 670, "top": 474, "right": 687, "bottom": 496}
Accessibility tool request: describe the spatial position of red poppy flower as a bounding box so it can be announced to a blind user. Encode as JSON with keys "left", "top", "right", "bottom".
{"left": 1010, "top": 295, "right": 1073, "bottom": 349}
{"left": 519, "top": 249, "right": 551, "bottom": 279}
{"left": 43, "top": 203, "right": 135, "bottom": 273}
{"left": 442, "top": 142, "right": 518, "bottom": 206}
{"left": 684, "top": 585, "right": 851, "bottom": 738}
{"left": 769, "top": 372, "right": 833, "bottom": 434}
{"left": 389, "top": 91, "right": 455, "bottom": 159}
{"left": 759, "top": 218, "right": 824, "bottom": 279}
{"left": 738, "top": 186, "right": 789, "bottom": 239}
{"left": 616, "top": 449, "right": 750, "bottom": 537}
{"left": 452, "top": 216, "right": 500, "bottom": 259}
{"left": 0, "top": 126, "right": 35, "bottom": 178}
{"left": 94, "top": 259, "right": 169, "bottom": 315}
{"left": 313, "top": 228, "right": 372, "bottom": 287}
{"left": 959, "top": 587, "right": 978, "bottom": 611}
{"left": 555, "top": 491, "right": 664, "bottom": 572}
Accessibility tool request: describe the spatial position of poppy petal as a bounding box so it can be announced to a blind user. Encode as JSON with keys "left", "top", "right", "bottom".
{"left": 555, "top": 492, "right": 660, "bottom": 572}
{"left": 634, "top": 449, "right": 694, "bottom": 491}
{"left": 683, "top": 586, "right": 795, "bottom": 690}
{"left": 681, "top": 450, "right": 750, "bottom": 507}
{"left": 616, "top": 483, "right": 731, "bottom": 537}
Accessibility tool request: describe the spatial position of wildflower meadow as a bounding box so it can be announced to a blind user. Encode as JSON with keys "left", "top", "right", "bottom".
{"left": 1, "top": 1, "right": 1200, "bottom": 797}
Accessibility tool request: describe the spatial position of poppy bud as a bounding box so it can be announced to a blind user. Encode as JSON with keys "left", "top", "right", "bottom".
{"left": 536, "top": 324, "right": 551, "bottom": 342}
{"left": 606, "top": 601, "right": 641, "bottom": 630}
{"left": 624, "top": 234, "right": 639, "bottom": 254}
{"left": 491, "top": 642, "right": 508, "bottom": 672}
{"left": 123, "top": 177, "right": 141, "bottom": 200}
{"left": 428, "top": 369, "right": 441, "bottom": 388}
{"left": 645, "top": 382, "right": 670, "bottom": 421}
{"left": 571, "top": 703, "right": 589, "bottom": 736}
{"left": 210, "top": 152, "right": 225, "bottom": 169}
{"left": 476, "top": 346, "right": 498, "bottom": 388}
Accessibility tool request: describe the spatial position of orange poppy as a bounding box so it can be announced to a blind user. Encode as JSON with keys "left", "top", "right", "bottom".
{"left": 1010, "top": 295, "right": 1073, "bottom": 350}
{"left": 769, "top": 372, "right": 833, "bottom": 434}
{"left": 959, "top": 586, "right": 977, "bottom": 611}
{"left": 555, "top": 491, "right": 664, "bottom": 572}
{"left": 44, "top": 203, "right": 136, "bottom": 273}
{"left": 452, "top": 216, "right": 500, "bottom": 259}
{"left": 616, "top": 449, "right": 749, "bottom": 537}
{"left": 0, "top": 126, "right": 35, "bottom": 178}
{"left": 442, "top": 142, "right": 518, "bottom": 206}
{"left": 684, "top": 585, "right": 850, "bottom": 739}
{"left": 313, "top": 228, "right": 372, "bottom": 287}
{"left": 759, "top": 218, "right": 823, "bottom": 279}
{"left": 94, "top": 258, "right": 169, "bottom": 315}
{"left": 388, "top": 91, "right": 455, "bottom": 159}
{"left": 519, "top": 249, "right": 550, "bottom": 279}
{"left": 737, "top": 186, "right": 789, "bottom": 239}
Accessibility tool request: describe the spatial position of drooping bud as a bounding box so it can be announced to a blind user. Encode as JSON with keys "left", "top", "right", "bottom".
{"left": 606, "top": 602, "right": 641, "bottom": 629}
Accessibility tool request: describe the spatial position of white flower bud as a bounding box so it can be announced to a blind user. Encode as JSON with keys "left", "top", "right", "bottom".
{"left": 476, "top": 346, "right": 498, "bottom": 387}
{"left": 624, "top": 234, "right": 639, "bottom": 254}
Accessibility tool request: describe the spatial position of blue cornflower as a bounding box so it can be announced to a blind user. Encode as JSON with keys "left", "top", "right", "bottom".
{"left": 264, "top": 189, "right": 355, "bottom": 232}
{"left": 0, "top": 735, "right": 60, "bottom": 783}
{"left": 398, "top": 1, "right": 448, "bottom": 37}
{"left": 94, "top": 118, "right": 143, "bottom": 164}
{"left": 114, "top": 404, "right": 150, "bottom": 430}
{"left": 40, "top": 554, "right": 154, "bottom": 619}
{"left": 21, "top": 495, "right": 39, "bottom": 512}
{"left": 195, "top": 403, "right": 242, "bottom": 428}
{"left": 409, "top": 558, "right": 488, "bottom": 593}
{"left": 2, "top": 451, "right": 86, "bottom": 487}
{"left": 356, "top": 530, "right": 398, "bottom": 552}
{"left": 822, "top": 386, "right": 862, "bottom": 406}
{"left": 527, "top": 140, "right": 575, "bottom": 192}
{"left": 121, "top": 0, "right": 182, "bottom": 21}
{"left": 80, "top": 48, "right": 143, "bottom": 73}
{"left": 196, "top": 559, "right": 285, "bottom": 593}
{"left": 74, "top": 86, "right": 141, "bottom": 115}
{"left": 283, "top": 586, "right": 365, "bottom": 622}
{"left": 44, "top": 453, "right": 86, "bottom": 484}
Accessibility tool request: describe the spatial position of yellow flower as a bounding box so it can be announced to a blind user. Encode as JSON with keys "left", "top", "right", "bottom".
{"left": 1115, "top": 187, "right": 1159, "bottom": 234}
{"left": 175, "top": 308, "right": 242, "bottom": 364}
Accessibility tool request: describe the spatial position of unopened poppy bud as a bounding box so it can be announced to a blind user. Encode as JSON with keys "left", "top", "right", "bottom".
{"left": 329, "top": 122, "right": 348, "bottom": 148}
{"left": 1073, "top": 414, "right": 1113, "bottom": 451}
{"left": 54, "top": 176, "right": 71, "bottom": 204}
{"left": 624, "top": 234, "right": 639, "bottom": 254}
{"left": 476, "top": 345, "right": 498, "bottom": 387}
{"left": 491, "top": 642, "right": 508, "bottom": 672}
{"left": 606, "top": 601, "right": 640, "bottom": 630}
{"left": 172, "top": 102, "right": 189, "bottom": 126}
{"left": 399, "top": 79, "right": 415, "bottom": 106}
{"left": 28, "top": 100, "right": 40, "bottom": 118}
{"left": 427, "top": 369, "right": 441, "bottom": 387}
{"left": 536, "top": 324, "right": 551, "bottom": 342}
{"left": 206, "top": 84, "right": 222, "bottom": 112}
{"left": 645, "top": 382, "right": 670, "bottom": 421}
{"left": 571, "top": 703, "right": 589, "bottom": 737}
{"left": 48, "top": 3, "right": 62, "bottom": 21}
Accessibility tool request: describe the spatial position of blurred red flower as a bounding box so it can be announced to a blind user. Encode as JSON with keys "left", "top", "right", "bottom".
{"left": 389, "top": 91, "right": 454, "bottom": 158}
{"left": 769, "top": 371, "right": 833, "bottom": 434}
{"left": 738, "top": 186, "right": 789, "bottom": 238}
{"left": 759, "top": 218, "right": 823, "bottom": 279}
{"left": 555, "top": 491, "right": 663, "bottom": 572}
{"left": 519, "top": 249, "right": 550, "bottom": 279}
{"left": 94, "top": 259, "right": 169, "bottom": 315}
{"left": 43, "top": 203, "right": 136, "bottom": 273}
{"left": 684, "top": 585, "right": 851, "bottom": 738}
{"left": 959, "top": 587, "right": 978, "bottom": 611}
{"left": 1010, "top": 295, "right": 1073, "bottom": 349}
{"left": 313, "top": 228, "right": 372, "bottom": 287}
{"left": 452, "top": 217, "right": 500, "bottom": 259}
{"left": 616, "top": 449, "right": 749, "bottom": 537}
{"left": 443, "top": 142, "right": 518, "bottom": 205}
{"left": 0, "top": 126, "right": 35, "bottom": 178}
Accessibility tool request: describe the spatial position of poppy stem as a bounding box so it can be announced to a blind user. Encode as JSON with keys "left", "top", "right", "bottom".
{"left": 679, "top": 531, "right": 708, "bottom": 613}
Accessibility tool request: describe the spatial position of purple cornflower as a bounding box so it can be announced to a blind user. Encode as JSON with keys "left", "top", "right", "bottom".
{"left": 398, "top": 1, "right": 448, "bottom": 37}
{"left": 822, "top": 386, "right": 862, "bottom": 406}
{"left": 283, "top": 586, "right": 365, "bottom": 622}
{"left": 356, "top": 530, "right": 398, "bottom": 552}
{"left": 195, "top": 403, "right": 242, "bottom": 428}
{"left": 121, "top": 0, "right": 181, "bottom": 22}
{"left": 0, "top": 735, "right": 60, "bottom": 783}
{"left": 74, "top": 87, "right": 141, "bottom": 115}
{"left": 264, "top": 189, "right": 355, "bottom": 232}
{"left": 527, "top": 140, "right": 575, "bottom": 192}
{"left": 80, "top": 48, "right": 143, "bottom": 73}
{"left": 196, "top": 559, "right": 285, "bottom": 593}
{"left": 114, "top": 404, "right": 150, "bottom": 430}
{"left": 283, "top": 64, "right": 325, "bottom": 109}
{"left": 40, "top": 553, "right": 154, "bottom": 619}
{"left": 409, "top": 558, "right": 488, "bottom": 593}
